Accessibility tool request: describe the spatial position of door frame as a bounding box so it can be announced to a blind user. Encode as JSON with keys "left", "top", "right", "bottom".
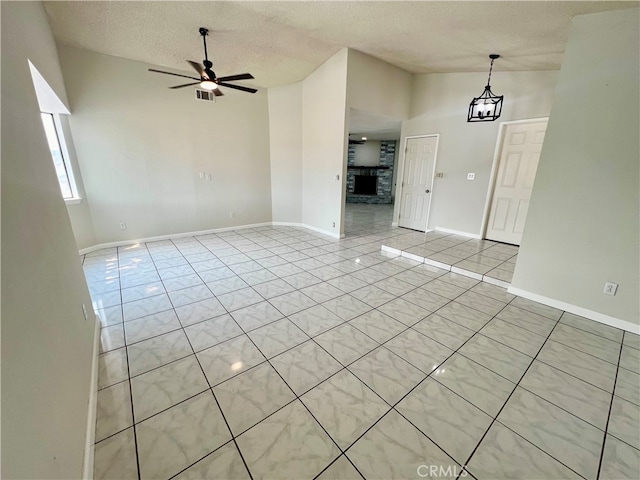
{"left": 395, "top": 134, "right": 440, "bottom": 232}
{"left": 479, "top": 117, "right": 549, "bottom": 239}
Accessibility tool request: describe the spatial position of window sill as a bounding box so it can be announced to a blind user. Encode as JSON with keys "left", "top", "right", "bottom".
{"left": 65, "top": 198, "right": 83, "bottom": 206}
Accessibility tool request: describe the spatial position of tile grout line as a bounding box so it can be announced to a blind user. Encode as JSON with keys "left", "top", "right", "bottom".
{"left": 117, "top": 245, "right": 142, "bottom": 480}
{"left": 458, "top": 314, "right": 587, "bottom": 479}
{"left": 168, "top": 238, "right": 258, "bottom": 480}
{"left": 314, "top": 287, "right": 520, "bottom": 477}
{"left": 595, "top": 331, "right": 626, "bottom": 480}
{"left": 144, "top": 238, "right": 256, "bottom": 480}
{"left": 209, "top": 278, "right": 369, "bottom": 480}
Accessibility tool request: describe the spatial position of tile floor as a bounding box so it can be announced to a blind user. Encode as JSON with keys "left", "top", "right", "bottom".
{"left": 382, "top": 231, "right": 518, "bottom": 287}
{"left": 87, "top": 204, "right": 639, "bottom": 479}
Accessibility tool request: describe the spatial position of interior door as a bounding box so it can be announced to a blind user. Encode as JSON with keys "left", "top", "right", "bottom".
{"left": 486, "top": 119, "right": 548, "bottom": 245}
{"left": 399, "top": 136, "right": 437, "bottom": 231}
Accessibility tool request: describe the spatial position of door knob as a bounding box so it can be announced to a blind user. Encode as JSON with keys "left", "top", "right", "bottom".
{"left": 425, "top": 189, "right": 431, "bottom": 193}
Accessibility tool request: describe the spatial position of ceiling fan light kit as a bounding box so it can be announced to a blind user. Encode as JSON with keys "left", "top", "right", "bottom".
{"left": 468, "top": 54, "right": 503, "bottom": 122}
{"left": 148, "top": 27, "right": 257, "bottom": 96}
{"left": 199, "top": 80, "right": 218, "bottom": 91}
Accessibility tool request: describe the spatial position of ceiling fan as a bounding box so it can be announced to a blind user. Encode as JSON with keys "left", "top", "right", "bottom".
{"left": 148, "top": 27, "right": 257, "bottom": 96}
{"left": 349, "top": 134, "right": 366, "bottom": 145}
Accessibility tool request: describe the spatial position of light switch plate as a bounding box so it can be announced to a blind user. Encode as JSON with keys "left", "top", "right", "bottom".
{"left": 603, "top": 282, "right": 618, "bottom": 295}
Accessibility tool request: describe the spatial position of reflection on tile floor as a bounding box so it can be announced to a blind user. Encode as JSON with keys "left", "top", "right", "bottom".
{"left": 87, "top": 204, "right": 639, "bottom": 479}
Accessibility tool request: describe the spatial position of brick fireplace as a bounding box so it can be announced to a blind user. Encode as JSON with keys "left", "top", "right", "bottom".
{"left": 346, "top": 140, "right": 396, "bottom": 204}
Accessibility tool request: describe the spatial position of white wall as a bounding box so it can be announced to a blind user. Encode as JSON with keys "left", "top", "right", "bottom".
{"left": 60, "top": 114, "right": 97, "bottom": 248}
{"left": 59, "top": 46, "right": 272, "bottom": 248}
{"left": 301, "top": 48, "right": 349, "bottom": 236}
{"left": 346, "top": 49, "right": 412, "bottom": 120}
{"left": 511, "top": 9, "right": 639, "bottom": 328}
{"left": 354, "top": 140, "right": 382, "bottom": 166}
{"left": 1, "top": 3, "right": 96, "bottom": 478}
{"left": 268, "top": 82, "right": 303, "bottom": 223}
{"left": 397, "top": 70, "right": 558, "bottom": 233}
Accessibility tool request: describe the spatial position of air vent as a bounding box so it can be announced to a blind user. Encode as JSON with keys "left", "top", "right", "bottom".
{"left": 195, "top": 89, "right": 216, "bottom": 102}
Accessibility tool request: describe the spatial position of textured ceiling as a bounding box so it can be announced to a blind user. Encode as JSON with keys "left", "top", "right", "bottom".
{"left": 44, "top": 1, "right": 637, "bottom": 90}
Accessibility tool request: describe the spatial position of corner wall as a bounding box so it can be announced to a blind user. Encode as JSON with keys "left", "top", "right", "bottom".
{"left": 301, "top": 49, "right": 349, "bottom": 236}
{"left": 1, "top": 3, "right": 96, "bottom": 478}
{"left": 398, "top": 70, "right": 558, "bottom": 234}
{"left": 58, "top": 46, "right": 272, "bottom": 248}
{"left": 511, "top": 8, "right": 640, "bottom": 328}
{"left": 346, "top": 49, "right": 412, "bottom": 120}
{"left": 268, "top": 82, "right": 303, "bottom": 223}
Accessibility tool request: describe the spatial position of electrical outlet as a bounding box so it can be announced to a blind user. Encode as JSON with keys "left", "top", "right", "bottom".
{"left": 332, "top": 222, "right": 336, "bottom": 228}
{"left": 229, "top": 211, "right": 235, "bottom": 218}
{"left": 435, "top": 172, "right": 444, "bottom": 178}
{"left": 205, "top": 173, "right": 212, "bottom": 181}
{"left": 603, "top": 282, "right": 618, "bottom": 295}
{"left": 82, "top": 303, "right": 88, "bottom": 321}
{"left": 119, "top": 222, "right": 127, "bottom": 230}
{"left": 467, "top": 173, "right": 475, "bottom": 180}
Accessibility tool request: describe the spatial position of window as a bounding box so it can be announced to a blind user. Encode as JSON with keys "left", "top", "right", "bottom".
{"left": 40, "top": 113, "right": 79, "bottom": 201}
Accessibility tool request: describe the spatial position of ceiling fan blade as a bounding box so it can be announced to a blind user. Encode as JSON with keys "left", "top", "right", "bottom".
{"left": 217, "top": 82, "right": 258, "bottom": 94}
{"left": 216, "top": 73, "right": 254, "bottom": 82}
{"left": 148, "top": 69, "right": 199, "bottom": 81}
{"left": 187, "top": 60, "right": 204, "bottom": 77}
{"left": 212, "top": 88, "right": 224, "bottom": 97}
{"left": 169, "top": 82, "right": 201, "bottom": 89}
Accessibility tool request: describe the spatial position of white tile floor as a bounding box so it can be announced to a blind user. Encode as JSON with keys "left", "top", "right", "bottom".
{"left": 87, "top": 204, "right": 639, "bottom": 479}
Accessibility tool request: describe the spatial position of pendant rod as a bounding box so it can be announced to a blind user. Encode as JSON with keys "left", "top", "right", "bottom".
{"left": 487, "top": 54, "right": 500, "bottom": 87}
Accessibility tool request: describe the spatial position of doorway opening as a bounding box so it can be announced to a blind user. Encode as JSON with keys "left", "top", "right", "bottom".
{"left": 343, "top": 108, "right": 402, "bottom": 236}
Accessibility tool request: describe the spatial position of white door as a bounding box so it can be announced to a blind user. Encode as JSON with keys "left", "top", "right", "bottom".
{"left": 399, "top": 136, "right": 437, "bottom": 231}
{"left": 486, "top": 119, "right": 548, "bottom": 245}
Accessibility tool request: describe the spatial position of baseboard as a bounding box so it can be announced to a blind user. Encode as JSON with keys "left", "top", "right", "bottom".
{"left": 82, "top": 316, "right": 100, "bottom": 479}
{"left": 434, "top": 226, "right": 482, "bottom": 239}
{"left": 482, "top": 275, "right": 511, "bottom": 288}
{"left": 381, "top": 245, "right": 402, "bottom": 255}
{"left": 391, "top": 222, "right": 399, "bottom": 227}
{"left": 401, "top": 251, "right": 425, "bottom": 263}
{"left": 273, "top": 221, "right": 343, "bottom": 239}
{"left": 79, "top": 221, "right": 342, "bottom": 255}
{"left": 271, "top": 221, "right": 305, "bottom": 228}
{"left": 507, "top": 287, "right": 640, "bottom": 335}
{"left": 301, "top": 223, "right": 342, "bottom": 239}
{"left": 451, "top": 266, "right": 483, "bottom": 281}
{"left": 424, "top": 257, "right": 452, "bottom": 271}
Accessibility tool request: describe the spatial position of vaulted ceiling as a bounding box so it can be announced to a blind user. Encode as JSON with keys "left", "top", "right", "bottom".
{"left": 44, "top": 1, "right": 636, "bottom": 89}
